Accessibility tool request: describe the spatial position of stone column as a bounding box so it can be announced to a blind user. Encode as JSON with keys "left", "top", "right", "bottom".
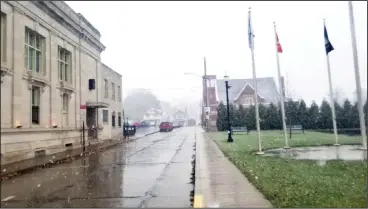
{"left": 12, "top": 8, "right": 27, "bottom": 128}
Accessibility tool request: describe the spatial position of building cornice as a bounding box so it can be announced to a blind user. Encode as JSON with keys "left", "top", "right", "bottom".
{"left": 8, "top": 1, "right": 106, "bottom": 53}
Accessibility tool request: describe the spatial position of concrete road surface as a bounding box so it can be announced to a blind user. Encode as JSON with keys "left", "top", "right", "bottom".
{"left": 1, "top": 127, "right": 196, "bottom": 208}
{"left": 134, "top": 126, "right": 159, "bottom": 138}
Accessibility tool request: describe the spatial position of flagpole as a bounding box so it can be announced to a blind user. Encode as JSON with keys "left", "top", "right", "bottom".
{"left": 248, "top": 8, "right": 263, "bottom": 155}
{"left": 348, "top": 1, "right": 367, "bottom": 150}
{"left": 273, "top": 22, "right": 290, "bottom": 149}
{"left": 324, "top": 19, "right": 340, "bottom": 146}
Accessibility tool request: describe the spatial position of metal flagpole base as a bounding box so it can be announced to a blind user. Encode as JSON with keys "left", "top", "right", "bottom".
{"left": 256, "top": 151, "right": 265, "bottom": 155}
{"left": 283, "top": 146, "right": 291, "bottom": 149}
{"left": 333, "top": 144, "right": 341, "bottom": 146}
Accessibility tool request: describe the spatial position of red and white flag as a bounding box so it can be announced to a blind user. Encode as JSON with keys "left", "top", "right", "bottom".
{"left": 276, "top": 33, "right": 283, "bottom": 53}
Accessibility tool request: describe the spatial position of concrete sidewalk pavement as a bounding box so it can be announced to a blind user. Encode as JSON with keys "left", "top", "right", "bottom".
{"left": 1, "top": 130, "right": 159, "bottom": 178}
{"left": 194, "top": 128, "right": 272, "bottom": 208}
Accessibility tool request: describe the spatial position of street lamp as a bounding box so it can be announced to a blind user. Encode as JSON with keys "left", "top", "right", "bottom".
{"left": 224, "top": 75, "right": 234, "bottom": 142}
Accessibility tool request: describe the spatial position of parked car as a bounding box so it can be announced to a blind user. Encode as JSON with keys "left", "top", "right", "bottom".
{"left": 159, "top": 122, "right": 174, "bottom": 132}
{"left": 133, "top": 121, "right": 141, "bottom": 128}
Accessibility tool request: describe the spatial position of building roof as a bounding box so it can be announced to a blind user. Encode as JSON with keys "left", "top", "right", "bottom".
{"left": 216, "top": 77, "right": 281, "bottom": 104}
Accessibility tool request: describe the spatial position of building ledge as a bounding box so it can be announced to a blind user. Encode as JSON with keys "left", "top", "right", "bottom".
{"left": 86, "top": 101, "right": 109, "bottom": 108}
{"left": 1, "top": 127, "right": 78, "bottom": 134}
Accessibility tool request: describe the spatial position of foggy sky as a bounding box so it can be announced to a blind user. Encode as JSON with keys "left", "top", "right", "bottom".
{"left": 66, "top": 1, "right": 367, "bottom": 106}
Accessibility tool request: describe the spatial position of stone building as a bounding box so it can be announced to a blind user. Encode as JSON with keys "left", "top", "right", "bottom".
{"left": 0, "top": 1, "right": 123, "bottom": 165}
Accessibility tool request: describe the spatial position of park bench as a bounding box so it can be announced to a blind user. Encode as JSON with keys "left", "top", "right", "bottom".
{"left": 286, "top": 125, "right": 304, "bottom": 134}
{"left": 231, "top": 126, "right": 250, "bottom": 135}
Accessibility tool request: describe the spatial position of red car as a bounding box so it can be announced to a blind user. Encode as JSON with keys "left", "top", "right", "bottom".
{"left": 159, "top": 122, "right": 173, "bottom": 132}
{"left": 133, "top": 122, "right": 141, "bottom": 127}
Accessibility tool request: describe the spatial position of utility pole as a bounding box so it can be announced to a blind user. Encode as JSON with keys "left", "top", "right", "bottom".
{"left": 203, "top": 57, "right": 209, "bottom": 132}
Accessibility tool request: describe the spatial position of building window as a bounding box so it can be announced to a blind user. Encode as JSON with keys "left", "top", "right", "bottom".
{"left": 118, "top": 112, "right": 121, "bottom": 127}
{"left": 112, "top": 111, "right": 115, "bottom": 127}
{"left": 104, "top": 79, "right": 108, "bottom": 98}
{"left": 102, "top": 109, "right": 108, "bottom": 123}
{"left": 58, "top": 46, "right": 71, "bottom": 83}
{"left": 117, "top": 85, "right": 121, "bottom": 102}
{"left": 31, "top": 86, "right": 40, "bottom": 124}
{"left": 62, "top": 93, "right": 69, "bottom": 112}
{"left": 1, "top": 12, "right": 6, "bottom": 63}
{"left": 243, "top": 96, "right": 254, "bottom": 105}
{"left": 111, "top": 82, "right": 115, "bottom": 100}
{"left": 25, "top": 27, "right": 44, "bottom": 74}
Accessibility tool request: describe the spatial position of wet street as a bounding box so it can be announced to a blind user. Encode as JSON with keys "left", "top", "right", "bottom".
{"left": 1, "top": 127, "right": 196, "bottom": 208}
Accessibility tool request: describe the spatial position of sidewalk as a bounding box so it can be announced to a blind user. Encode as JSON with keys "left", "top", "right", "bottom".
{"left": 1, "top": 130, "right": 158, "bottom": 178}
{"left": 194, "top": 128, "right": 272, "bottom": 208}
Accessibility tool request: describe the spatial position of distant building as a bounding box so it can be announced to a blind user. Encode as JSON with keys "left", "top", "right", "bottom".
{"left": 173, "top": 110, "right": 186, "bottom": 121}
{"left": 0, "top": 1, "right": 122, "bottom": 165}
{"left": 202, "top": 75, "right": 285, "bottom": 128}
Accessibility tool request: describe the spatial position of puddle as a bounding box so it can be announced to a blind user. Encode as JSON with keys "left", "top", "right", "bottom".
{"left": 264, "top": 145, "right": 367, "bottom": 161}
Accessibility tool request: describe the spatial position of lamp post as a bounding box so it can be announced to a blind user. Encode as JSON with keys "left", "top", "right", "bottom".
{"left": 224, "top": 75, "right": 233, "bottom": 142}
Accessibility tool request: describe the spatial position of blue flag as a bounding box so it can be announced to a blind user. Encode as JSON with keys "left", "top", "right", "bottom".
{"left": 324, "top": 24, "right": 334, "bottom": 55}
{"left": 248, "top": 11, "right": 255, "bottom": 50}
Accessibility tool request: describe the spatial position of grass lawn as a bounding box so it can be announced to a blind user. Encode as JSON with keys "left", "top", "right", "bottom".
{"left": 207, "top": 131, "right": 367, "bottom": 208}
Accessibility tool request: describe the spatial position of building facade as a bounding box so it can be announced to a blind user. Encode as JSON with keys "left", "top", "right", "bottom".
{"left": 202, "top": 75, "right": 285, "bottom": 129}
{"left": 0, "top": 1, "right": 123, "bottom": 165}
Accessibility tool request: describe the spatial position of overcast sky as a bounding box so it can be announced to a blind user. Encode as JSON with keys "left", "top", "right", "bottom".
{"left": 66, "top": 1, "right": 367, "bottom": 106}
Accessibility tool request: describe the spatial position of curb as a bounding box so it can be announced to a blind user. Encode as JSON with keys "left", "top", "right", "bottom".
{"left": 1, "top": 131, "right": 159, "bottom": 179}
{"left": 193, "top": 130, "right": 215, "bottom": 208}
{"left": 193, "top": 130, "right": 211, "bottom": 208}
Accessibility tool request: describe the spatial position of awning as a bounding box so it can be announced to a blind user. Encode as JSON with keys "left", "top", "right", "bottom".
{"left": 86, "top": 101, "right": 109, "bottom": 108}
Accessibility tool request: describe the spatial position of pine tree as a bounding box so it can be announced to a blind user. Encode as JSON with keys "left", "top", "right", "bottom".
{"left": 306, "top": 101, "right": 319, "bottom": 129}
{"left": 341, "top": 99, "right": 353, "bottom": 129}
{"left": 245, "top": 105, "right": 256, "bottom": 130}
{"left": 334, "top": 101, "right": 344, "bottom": 129}
{"left": 319, "top": 99, "right": 332, "bottom": 129}
{"left": 216, "top": 102, "right": 227, "bottom": 131}
{"left": 259, "top": 103, "right": 268, "bottom": 130}
{"left": 351, "top": 102, "right": 360, "bottom": 128}
{"left": 298, "top": 100, "right": 308, "bottom": 129}
{"left": 235, "top": 104, "right": 247, "bottom": 127}
{"left": 285, "top": 100, "right": 299, "bottom": 126}
{"left": 267, "top": 103, "right": 281, "bottom": 129}
{"left": 229, "top": 103, "right": 237, "bottom": 127}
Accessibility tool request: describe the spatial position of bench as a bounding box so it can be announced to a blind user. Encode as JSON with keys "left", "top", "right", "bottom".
{"left": 231, "top": 126, "right": 250, "bottom": 135}
{"left": 286, "top": 125, "right": 304, "bottom": 134}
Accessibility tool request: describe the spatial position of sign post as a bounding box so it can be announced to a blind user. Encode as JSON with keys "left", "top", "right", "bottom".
{"left": 80, "top": 104, "right": 86, "bottom": 154}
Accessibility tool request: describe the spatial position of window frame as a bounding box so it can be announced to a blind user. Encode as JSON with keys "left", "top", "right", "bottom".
{"left": 58, "top": 46, "right": 72, "bottom": 83}
{"left": 31, "top": 86, "right": 41, "bottom": 124}
{"left": 102, "top": 109, "right": 109, "bottom": 123}
{"left": 24, "top": 27, "right": 45, "bottom": 74}
{"left": 118, "top": 112, "right": 121, "bottom": 127}
{"left": 104, "top": 79, "right": 108, "bottom": 98}
{"left": 117, "top": 85, "right": 121, "bottom": 102}
{"left": 111, "top": 82, "right": 115, "bottom": 100}
{"left": 1, "top": 12, "right": 6, "bottom": 63}
{"left": 112, "top": 111, "right": 116, "bottom": 127}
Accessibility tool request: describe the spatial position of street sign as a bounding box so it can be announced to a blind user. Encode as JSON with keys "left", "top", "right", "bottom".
{"left": 80, "top": 112, "right": 85, "bottom": 122}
